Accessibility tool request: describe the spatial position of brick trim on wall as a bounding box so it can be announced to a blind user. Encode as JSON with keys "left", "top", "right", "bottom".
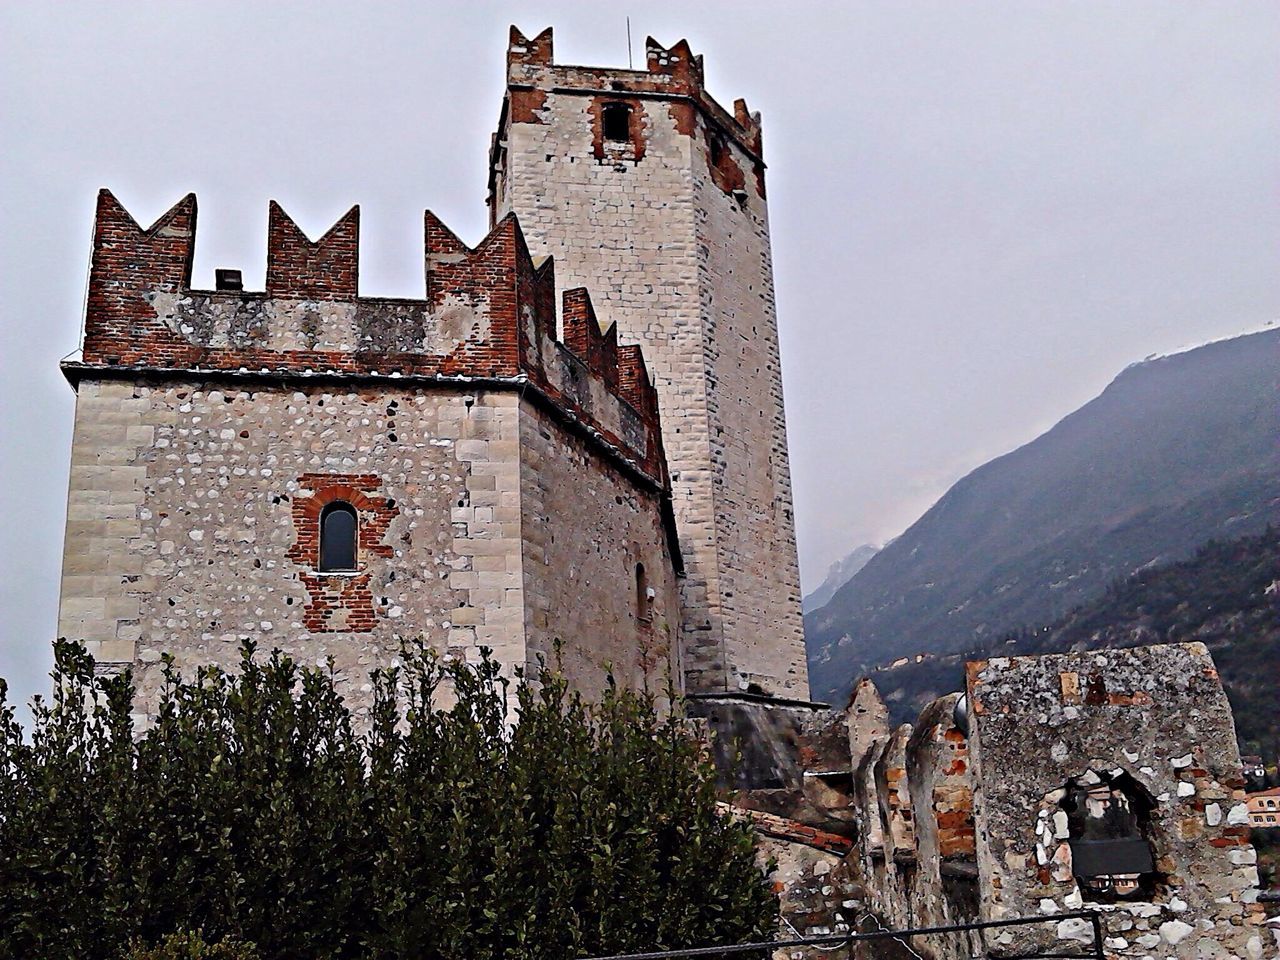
{"left": 286, "top": 473, "right": 399, "bottom": 633}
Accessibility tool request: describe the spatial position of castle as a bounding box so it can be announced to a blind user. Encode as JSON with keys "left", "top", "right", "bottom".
{"left": 54, "top": 25, "right": 1270, "bottom": 959}
{"left": 56, "top": 27, "right": 808, "bottom": 720}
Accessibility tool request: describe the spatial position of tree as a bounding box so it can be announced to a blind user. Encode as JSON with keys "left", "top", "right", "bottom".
{"left": 0, "top": 641, "right": 777, "bottom": 960}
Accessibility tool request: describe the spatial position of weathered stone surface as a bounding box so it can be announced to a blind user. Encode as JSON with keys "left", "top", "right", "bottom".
{"left": 492, "top": 28, "right": 807, "bottom": 699}
{"left": 966, "top": 644, "right": 1263, "bottom": 959}
{"left": 58, "top": 379, "right": 680, "bottom": 721}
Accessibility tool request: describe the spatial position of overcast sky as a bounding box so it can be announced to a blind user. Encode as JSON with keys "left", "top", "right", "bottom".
{"left": 2, "top": 1, "right": 1277, "bottom": 712}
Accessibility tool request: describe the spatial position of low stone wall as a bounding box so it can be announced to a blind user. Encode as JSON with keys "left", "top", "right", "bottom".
{"left": 968, "top": 643, "right": 1267, "bottom": 959}
{"left": 771, "top": 643, "right": 1264, "bottom": 960}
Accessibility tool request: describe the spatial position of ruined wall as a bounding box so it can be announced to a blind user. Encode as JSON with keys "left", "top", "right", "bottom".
{"left": 492, "top": 27, "right": 807, "bottom": 699}
{"left": 903, "top": 695, "right": 978, "bottom": 960}
{"left": 742, "top": 651, "right": 1260, "bottom": 960}
{"left": 59, "top": 190, "right": 680, "bottom": 718}
{"left": 967, "top": 644, "right": 1266, "bottom": 960}
{"left": 759, "top": 834, "right": 861, "bottom": 960}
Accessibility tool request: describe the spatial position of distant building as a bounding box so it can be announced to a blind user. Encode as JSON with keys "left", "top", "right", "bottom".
{"left": 1247, "top": 787, "right": 1280, "bottom": 827}
{"left": 1241, "top": 754, "right": 1266, "bottom": 781}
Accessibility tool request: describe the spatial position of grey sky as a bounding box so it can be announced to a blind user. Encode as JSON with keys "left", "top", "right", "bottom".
{"left": 2, "top": 2, "right": 1277, "bottom": 713}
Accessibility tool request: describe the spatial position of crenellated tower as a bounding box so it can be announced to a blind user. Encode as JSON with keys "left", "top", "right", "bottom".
{"left": 58, "top": 189, "right": 682, "bottom": 720}
{"left": 489, "top": 27, "right": 808, "bottom": 699}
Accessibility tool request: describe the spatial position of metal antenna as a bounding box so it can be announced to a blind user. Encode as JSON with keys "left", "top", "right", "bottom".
{"left": 627, "top": 16, "right": 633, "bottom": 69}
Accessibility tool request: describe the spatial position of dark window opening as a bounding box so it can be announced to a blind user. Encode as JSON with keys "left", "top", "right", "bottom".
{"left": 603, "top": 103, "right": 631, "bottom": 143}
{"left": 1062, "top": 771, "right": 1162, "bottom": 903}
{"left": 319, "top": 501, "right": 358, "bottom": 573}
{"left": 635, "top": 562, "right": 651, "bottom": 622}
{"left": 708, "top": 132, "right": 725, "bottom": 166}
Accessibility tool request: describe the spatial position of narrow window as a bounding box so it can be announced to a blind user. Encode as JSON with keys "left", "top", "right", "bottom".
{"left": 319, "top": 501, "right": 358, "bottom": 572}
{"left": 635, "top": 562, "right": 651, "bottom": 622}
{"left": 603, "top": 102, "right": 631, "bottom": 143}
{"left": 707, "top": 132, "right": 725, "bottom": 166}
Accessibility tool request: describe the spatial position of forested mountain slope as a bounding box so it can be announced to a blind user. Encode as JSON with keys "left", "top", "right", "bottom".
{"left": 806, "top": 329, "right": 1280, "bottom": 705}
{"left": 858, "top": 528, "right": 1279, "bottom": 756}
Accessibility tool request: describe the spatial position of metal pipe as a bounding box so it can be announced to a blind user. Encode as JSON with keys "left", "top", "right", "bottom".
{"left": 579, "top": 910, "right": 1107, "bottom": 960}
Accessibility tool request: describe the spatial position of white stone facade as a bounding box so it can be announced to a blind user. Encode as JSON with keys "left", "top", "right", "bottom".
{"left": 58, "top": 378, "right": 679, "bottom": 723}
{"left": 491, "top": 29, "right": 808, "bottom": 699}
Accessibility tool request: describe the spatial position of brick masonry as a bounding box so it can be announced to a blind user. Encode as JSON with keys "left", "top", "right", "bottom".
{"left": 490, "top": 27, "right": 807, "bottom": 699}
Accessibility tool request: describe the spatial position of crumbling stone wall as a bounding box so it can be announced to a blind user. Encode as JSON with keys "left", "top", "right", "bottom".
{"left": 903, "top": 694, "right": 978, "bottom": 960}
{"left": 492, "top": 27, "right": 807, "bottom": 699}
{"left": 759, "top": 834, "right": 861, "bottom": 960}
{"left": 58, "top": 192, "right": 681, "bottom": 720}
{"left": 833, "top": 647, "right": 1261, "bottom": 960}
{"left": 967, "top": 644, "right": 1266, "bottom": 959}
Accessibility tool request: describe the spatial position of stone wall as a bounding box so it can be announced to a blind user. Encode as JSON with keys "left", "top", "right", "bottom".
{"left": 812, "top": 644, "right": 1262, "bottom": 960}
{"left": 967, "top": 643, "right": 1266, "bottom": 959}
{"left": 58, "top": 192, "right": 681, "bottom": 720}
{"left": 518, "top": 401, "right": 681, "bottom": 700}
{"left": 492, "top": 26, "right": 807, "bottom": 700}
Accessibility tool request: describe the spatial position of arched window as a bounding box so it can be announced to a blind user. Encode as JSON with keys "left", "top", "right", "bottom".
{"left": 635, "top": 562, "right": 651, "bottom": 622}
{"left": 603, "top": 102, "right": 631, "bottom": 143}
{"left": 319, "top": 501, "right": 358, "bottom": 572}
{"left": 1062, "top": 771, "right": 1159, "bottom": 902}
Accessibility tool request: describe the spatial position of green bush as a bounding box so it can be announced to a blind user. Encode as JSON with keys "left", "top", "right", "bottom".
{"left": 125, "top": 930, "right": 259, "bottom": 959}
{"left": 0, "top": 641, "right": 777, "bottom": 960}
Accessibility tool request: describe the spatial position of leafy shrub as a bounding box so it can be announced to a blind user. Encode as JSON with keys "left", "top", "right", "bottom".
{"left": 0, "top": 641, "right": 777, "bottom": 960}
{"left": 125, "top": 930, "right": 259, "bottom": 959}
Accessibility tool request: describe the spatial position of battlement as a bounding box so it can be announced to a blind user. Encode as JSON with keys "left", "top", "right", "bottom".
{"left": 70, "top": 189, "right": 669, "bottom": 487}
{"left": 504, "top": 25, "right": 763, "bottom": 159}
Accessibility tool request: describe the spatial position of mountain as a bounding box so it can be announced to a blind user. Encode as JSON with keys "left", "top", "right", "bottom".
{"left": 803, "top": 544, "right": 879, "bottom": 613}
{"left": 860, "top": 527, "right": 1280, "bottom": 756}
{"left": 806, "top": 328, "right": 1280, "bottom": 705}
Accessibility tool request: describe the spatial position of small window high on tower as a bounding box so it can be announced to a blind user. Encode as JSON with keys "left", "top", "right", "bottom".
{"left": 602, "top": 102, "right": 631, "bottom": 143}
{"left": 319, "top": 502, "right": 358, "bottom": 573}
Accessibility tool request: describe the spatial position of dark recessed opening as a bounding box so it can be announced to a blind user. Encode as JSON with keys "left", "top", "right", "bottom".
{"left": 603, "top": 102, "right": 631, "bottom": 143}
{"left": 1062, "top": 771, "right": 1162, "bottom": 903}
{"left": 708, "top": 133, "right": 725, "bottom": 166}
{"left": 319, "top": 501, "right": 358, "bottom": 573}
{"left": 635, "top": 561, "right": 651, "bottom": 623}
{"left": 215, "top": 269, "right": 243, "bottom": 291}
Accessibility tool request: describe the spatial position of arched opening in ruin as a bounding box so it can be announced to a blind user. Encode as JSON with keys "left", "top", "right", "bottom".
{"left": 1058, "top": 770, "right": 1163, "bottom": 903}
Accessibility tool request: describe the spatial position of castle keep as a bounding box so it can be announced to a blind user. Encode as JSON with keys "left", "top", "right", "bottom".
{"left": 58, "top": 190, "right": 684, "bottom": 717}
{"left": 56, "top": 27, "right": 808, "bottom": 717}
{"left": 491, "top": 28, "right": 807, "bottom": 699}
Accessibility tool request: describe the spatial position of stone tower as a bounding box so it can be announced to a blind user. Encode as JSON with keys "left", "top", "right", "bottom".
{"left": 489, "top": 27, "right": 808, "bottom": 700}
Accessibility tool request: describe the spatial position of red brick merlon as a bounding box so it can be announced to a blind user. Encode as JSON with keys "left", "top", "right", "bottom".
{"left": 717, "top": 802, "right": 854, "bottom": 857}
{"left": 66, "top": 189, "right": 675, "bottom": 509}
{"left": 505, "top": 26, "right": 763, "bottom": 161}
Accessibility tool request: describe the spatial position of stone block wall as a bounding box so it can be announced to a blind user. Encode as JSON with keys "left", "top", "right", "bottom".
{"left": 967, "top": 644, "right": 1266, "bottom": 960}
{"left": 518, "top": 401, "right": 681, "bottom": 700}
{"left": 491, "top": 26, "right": 807, "bottom": 699}
{"left": 827, "top": 645, "right": 1261, "bottom": 960}
{"left": 58, "top": 191, "right": 681, "bottom": 720}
